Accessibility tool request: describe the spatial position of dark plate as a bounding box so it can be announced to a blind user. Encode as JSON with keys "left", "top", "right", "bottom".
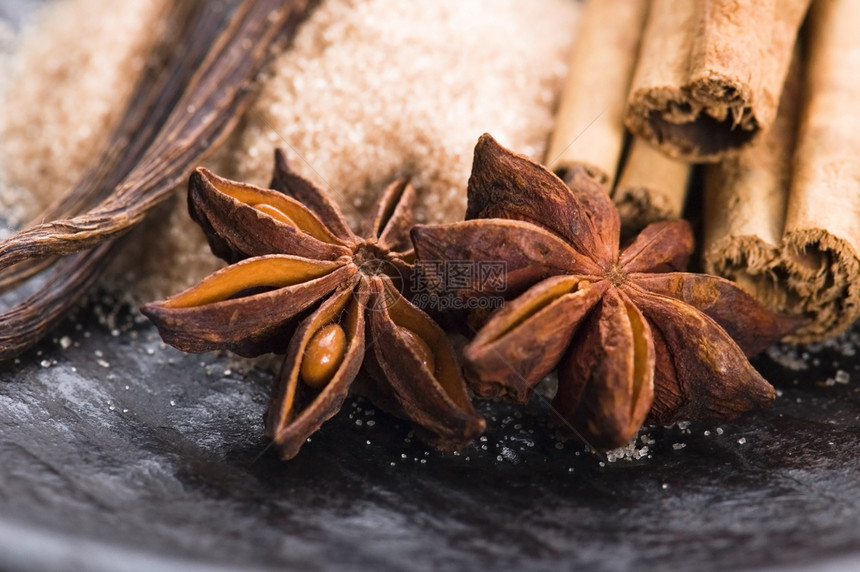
{"left": 1, "top": 297, "right": 860, "bottom": 572}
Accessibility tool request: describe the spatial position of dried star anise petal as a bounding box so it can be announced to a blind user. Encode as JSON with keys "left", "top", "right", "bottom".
{"left": 142, "top": 151, "right": 484, "bottom": 460}
{"left": 412, "top": 134, "right": 806, "bottom": 449}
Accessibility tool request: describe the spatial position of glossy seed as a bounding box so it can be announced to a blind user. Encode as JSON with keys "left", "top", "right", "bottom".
{"left": 301, "top": 323, "right": 347, "bottom": 389}
{"left": 398, "top": 326, "right": 435, "bottom": 373}
{"left": 255, "top": 203, "right": 297, "bottom": 227}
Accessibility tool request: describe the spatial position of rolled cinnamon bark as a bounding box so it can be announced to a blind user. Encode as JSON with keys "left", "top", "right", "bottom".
{"left": 613, "top": 137, "right": 691, "bottom": 232}
{"left": 545, "top": 0, "right": 648, "bottom": 186}
{"left": 625, "top": 0, "right": 810, "bottom": 162}
{"left": 704, "top": 0, "right": 860, "bottom": 342}
{"left": 778, "top": 0, "right": 860, "bottom": 341}
{"left": 701, "top": 50, "right": 799, "bottom": 313}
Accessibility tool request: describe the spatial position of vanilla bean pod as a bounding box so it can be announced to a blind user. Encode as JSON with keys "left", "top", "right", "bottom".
{"left": 0, "top": 0, "right": 319, "bottom": 360}
{"left": 0, "top": 2, "right": 196, "bottom": 292}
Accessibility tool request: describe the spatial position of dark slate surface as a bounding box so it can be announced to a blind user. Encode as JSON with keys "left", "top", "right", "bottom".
{"left": 0, "top": 297, "right": 859, "bottom": 572}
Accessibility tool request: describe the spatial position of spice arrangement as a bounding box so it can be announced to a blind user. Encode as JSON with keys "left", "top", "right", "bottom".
{"left": 0, "top": 0, "right": 859, "bottom": 460}
{"left": 546, "top": 0, "right": 860, "bottom": 344}
{"left": 142, "top": 135, "right": 802, "bottom": 456}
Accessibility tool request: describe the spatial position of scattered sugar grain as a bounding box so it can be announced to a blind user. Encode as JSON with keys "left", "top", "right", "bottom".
{"left": 605, "top": 439, "right": 650, "bottom": 462}
{"left": 765, "top": 344, "right": 809, "bottom": 371}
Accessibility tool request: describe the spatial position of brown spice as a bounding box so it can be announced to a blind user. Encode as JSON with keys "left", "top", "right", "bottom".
{"left": 703, "top": 0, "right": 860, "bottom": 343}
{"left": 624, "top": 0, "right": 810, "bottom": 162}
{"left": 412, "top": 135, "right": 805, "bottom": 449}
{"left": 612, "top": 137, "right": 691, "bottom": 233}
{"left": 142, "top": 151, "right": 484, "bottom": 460}
{"left": 545, "top": 0, "right": 648, "bottom": 186}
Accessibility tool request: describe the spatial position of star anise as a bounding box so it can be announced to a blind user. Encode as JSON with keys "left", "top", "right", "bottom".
{"left": 142, "top": 150, "right": 484, "bottom": 459}
{"left": 412, "top": 135, "right": 804, "bottom": 449}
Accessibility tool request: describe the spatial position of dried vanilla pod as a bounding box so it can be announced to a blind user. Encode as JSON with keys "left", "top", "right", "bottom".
{"left": 143, "top": 152, "right": 484, "bottom": 460}
{"left": 0, "top": 0, "right": 320, "bottom": 360}
{"left": 412, "top": 135, "right": 805, "bottom": 449}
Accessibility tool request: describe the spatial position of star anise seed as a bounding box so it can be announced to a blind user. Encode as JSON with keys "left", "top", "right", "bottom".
{"left": 412, "top": 134, "right": 805, "bottom": 450}
{"left": 142, "top": 150, "right": 484, "bottom": 460}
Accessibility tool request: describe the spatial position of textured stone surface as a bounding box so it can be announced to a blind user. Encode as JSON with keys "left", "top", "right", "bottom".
{"left": 0, "top": 299, "right": 859, "bottom": 571}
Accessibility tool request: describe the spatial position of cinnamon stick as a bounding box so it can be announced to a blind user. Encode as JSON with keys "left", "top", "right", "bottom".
{"left": 612, "top": 137, "right": 691, "bottom": 232}
{"left": 625, "top": 0, "right": 810, "bottom": 162}
{"left": 778, "top": 0, "right": 860, "bottom": 341}
{"left": 545, "top": 0, "right": 648, "bottom": 186}
{"left": 704, "top": 0, "right": 860, "bottom": 342}
{"left": 702, "top": 50, "right": 800, "bottom": 314}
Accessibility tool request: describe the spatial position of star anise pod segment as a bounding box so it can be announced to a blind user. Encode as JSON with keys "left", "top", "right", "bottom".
{"left": 412, "top": 135, "right": 805, "bottom": 449}
{"left": 143, "top": 151, "right": 484, "bottom": 459}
